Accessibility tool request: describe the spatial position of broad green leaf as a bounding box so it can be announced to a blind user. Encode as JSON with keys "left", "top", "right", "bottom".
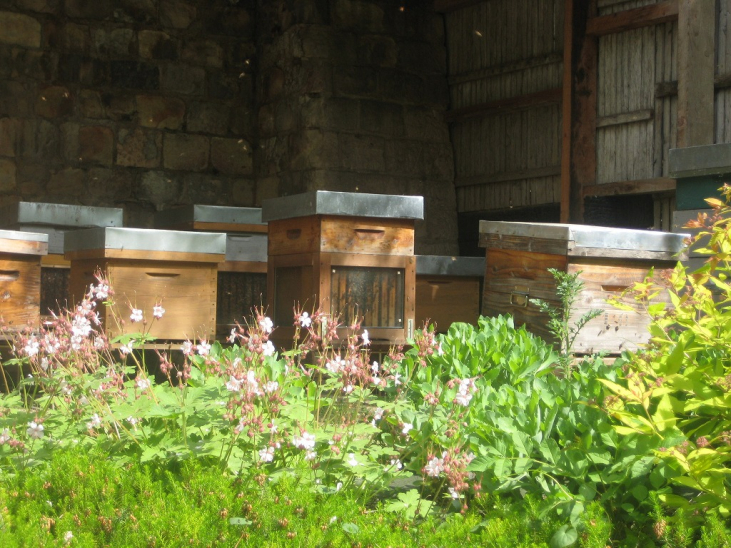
{"left": 550, "top": 525, "right": 578, "bottom": 548}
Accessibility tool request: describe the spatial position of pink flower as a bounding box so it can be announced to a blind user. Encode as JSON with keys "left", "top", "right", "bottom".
{"left": 293, "top": 431, "right": 316, "bottom": 450}
{"left": 153, "top": 305, "right": 165, "bottom": 319}
{"left": 181, "top": 340, "right": 194, "bottom": 355}
{"left": 424, "top": 454, "right": 445, "bottom": 477}
{"left": 130, "top": 308, "right": 143, "bottom": 322}
{"left": 259, "top": 446, "right": 275, "bottom": 462}
{"left": 197, "top": 340, "right": 211, "bottom": 356}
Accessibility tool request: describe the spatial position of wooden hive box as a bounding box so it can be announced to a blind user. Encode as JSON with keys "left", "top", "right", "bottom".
{"left": 0, "top": 202, "right": 123, "bottom": 316}
{"left": 65, "top": 227, "right": 226, "bottom": 342}
{"left": 0, "top": 229, "right": 48, "bottom": 333}
{"left": 479, "top": 221, "right": 688, "bottom": 355}
{"left": 155, "top": 205, "right": 268, "bottom": 337}
{"left": 415, "top": 255, "right": 484, "bottom": 333}
{"left": 262, "top": 191, "right": 423, "bottom": 346}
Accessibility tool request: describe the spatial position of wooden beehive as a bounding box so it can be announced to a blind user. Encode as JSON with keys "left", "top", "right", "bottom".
{"left": 0, "top": 230, "right": 48, "bottom": 333}
{"left": 262, "top": 191, "right": 423, "bottom": 346}
{"left": 155, "top": 205, "right": 268, "bottom": 337}
{"left": 0, "top": 202, "right": 123, "bottom": 315}
{"left": 415, "top": 255, "right": 484, "bottom": 333}
{"left": 65, "top": 227, "right": 226, "bottom": 341}
{"left": 479, "top": 221, "right": 688, "bottom": 355}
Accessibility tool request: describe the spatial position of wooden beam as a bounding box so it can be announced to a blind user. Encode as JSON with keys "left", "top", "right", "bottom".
{"left": 586, "top": 0, "right": 678, "bottom": 36}
{"left": 583, "top": 178, "right": 676, "bottom": 197}
{"left": 448, "top": 53, "right": 563, "bottom": 85}
{"left": 677, "top": 0, "right": 715, "bottom": 147}
{"left": 455, "top": 165, "right": 562, "bottom": 187}
{"left": 655, "top": 74, "right": 731, "bottom": 99}
{"left": 561, "top": 0, "right": 597, "bottom": 223}
{"left": 433, "top": 0, "right": 484, "bottom": 13}
{"left": 445, "top": 88, "right": 562, "bottom": 123}
{"left": 596, "top": 109, "right": 654, "bottom": 128}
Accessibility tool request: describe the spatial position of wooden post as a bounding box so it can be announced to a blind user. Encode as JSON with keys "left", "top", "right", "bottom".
{"left": 677, "top": 0, "right": 715, "bottom": 147}
{"left": 561, "top": 0, "right": 597, "bottom": 223}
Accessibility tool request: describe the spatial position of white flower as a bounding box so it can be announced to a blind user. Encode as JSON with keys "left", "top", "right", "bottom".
{"left": 40, "top": 357, "right": 50, "bottom": 371}
{"left": 64, "top": 530, "right": 74, "bottom": 544}
{"left": 71, "top": 315, "right": 92, "bottom": 338}
{"left": 264, "top": 381, "right": 279, "bottom": 393}
{"left": 299, "top": 312, "right": 312, "bottom": 328}
{"left": 370, "top": 361, "right": 379, "bottom": 374}
{"left": 293, "top": 431, "right": 316, "bottom": 450}
{"left": 371, "top": 375, "right": 380, "bottom": 386}
{"left": 259, "top": 317, "right": 274, "bottom": 333}
{"left": 393, "top": 373, "right": 402, "bottom": 386}
{"left": 454, "top": 378, "right": 476, "bottom": 407}
{"left": 343, "top": 384, "right": 353, "bottom": 394}
{"left": 23, "top": 336, "right": 39, "bottom": 357}
{"left": 246, "top": 370, "right": 262, "bottom": 395}
{"left": 390, "top": 458, "right": 403, "bottom": 470}
{"left": 335, "top": 482, "right": 342, "bottom": 492}
{"left": 127, "top": 416, "right": 139, "bottom": 427}
{"left": 0, "top": 428, "right": 11, "bottom": 444}
{"left": 424, "top": 455, "right": 445, "bottom": 477}
{"left": 181, "top": 340, "right": 194, "bottom": 355}
{"left": 401, "top": 422, "right": 413, "bottom": 435}
{"left": 326, "top": 355, "right": 343, "bottom": 374}
{"left": 153, "top": 305, "right": 165, "bottom": 319}
{"left": 130, "top": 308, "right": 143, "bottom": 322}
{"left": 437, "top": 342, "right": 444, "bottom": 356}
{"left": 329, "top": 515, "right": 338, "bottom": 523}
{"left": 93, "top": 283, "right": 109, "bottom": 300}
{"left": 305, "top": 450, "right": 317, "bottom": 461}
{"left": 228, "top": 328, "right": 238, "bottom": 343}
{"left": 263, "top": 340, "right": 275, "bottom": 357}
{"left": 136, "top": 378, "right": 151, "bottom": 391}
{"left": 197, "top": 340, "right": 211, "bottom": 356}
{"left": 26, "top": 421, "right": 44, "bottom": 439}
{"left": 448, "top": 487, "right": 460, "bottom": 499}
{"left": 119, "top": 342, "right": 133, "bottom": 355}
{"left": 87, "top": 414, "right": 101, "bottom": 429}
{"left": 374, "top": 408, "right": 384, "bottom": 421}
{"left": 269, "top": 421, "right": 278, "bottom": 434}
{"left": 346, "top": 453, "right": 359, "bottom": 467}
{"left": 361, "top": 329, "right": 370, "bottom": 346}
{"left": 93, "top": 337, "right": 106, "bottom": 350}
{"left": 259, "top": 446, "right": 275, "bottom": 463}
{"left": 225, "top": 376, "right": 242, "bottom": 392}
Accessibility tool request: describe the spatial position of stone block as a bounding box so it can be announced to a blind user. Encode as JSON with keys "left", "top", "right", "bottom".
{"left": 231, "top": 177, "right": 255, "bottom": 205}
{"left": 35, "top": 85, "right": 73, "bottom": 118}
{"left": 255, "top": 176, "right": 279, "bottom": 206}
{"left": 358, "top": 35, "right": 397, "bottom": 68}
{"left": 60, "top": 23, "right": 90, "bottom": 54}
{"left": 182, "top": 39, "right": 224, "bottom": 68}
{"left": 187, "top": 101, "right": 230, "bottom": 135}
{"left": 274, "top": 101, "right": 296, "bottom": 133}
{"left": 289, "top": 129, "right": 338, "bottom": 171}
{"left": 397, "top": 42, "right": 446, "bottom": 75}
{"left": 207, "top": 73, "right": 241, "bottom": 100}
{"left": 0, "top": 46, "right": 11, "bottom": 79}
{"left": 110, "top": 60, "right": 159, "bottom": 90}
{"left": 20, "top": 119, "right": 59, "bottom": 160}
{"left": 86, "top": 167, "right": 134, "bottom": 203}
{"left": 61, "top": 121, "right": 80, "bottom": 162}
{"left": 160, "top": 63, "right": 205, "bottom": 96}
{"left": 79, "top": 125, "right": 114, "bottom": 165}
{"left": 0, "top": 11, "right": 42, "bottom": 48}
{"left": 47, "top": 168, "right": 86, "bottom": 200}
{"left": 211, "top": 137, "right": 253, "bottom": 176}
{"left": 138, "top": 30, "right": 178, "bottom": 61}
{"left": 65, "top": 0, "right": 113, "bottom": 20}
{"left": 137, "top": 94, "right": 185, "bottom": 130}
{"left": 263, "top": 68, "right": 285, "bottom": 102}
{"left": 160, "top": 0, "right": 197, "bottom": 29}
{"left": 15, "top": 0, "right": 62, "bottom": 14}
{"left": 182, "top": 173, "right": 229, "bottom": 203}
{"left": 117, "top": 127, "right": 161, "bottom": 168}
{"left": 258, "top": 104, "right": 275, "bottom": 137}
{"left": 404, "top": 107, "right": 449, "bottom": 142}
{"left": 12, "top": 49, "right": 57, "bottom": 81}
{"left": 385, "top": 140, "right": 423, "bottom": 176}
{"left": 360, "top": 100, "right": 405, "bottom": 137}
{"left": 338, "top": 133, "right": 385, "bottom": 171}
{"left": 298, "top": 26, "right": 357, "bottom": 65}
{"left": 0, "top": 118, "right": 21, "bottom": 157}
{"left": 139, "top": 170, "right": 182, "bottom": 206}
{"left": 331, "top": 0, "right": 385, "bottom": 33}
{"left": 0, "top": 78, "right": 35, "bottom": 118}
{"left": 229, "top": 106, "right": 254, "bottom": 137}
{"left": 92, "top": 28, "right": 135, "bottom": 58}
{"left": 15, "top": 162, "right": 48, "bottom": 197}
{"left": 206, "top": 8, "right": 253, "bottom": 38}
{"left": 0, "top": 158, "right": 16, "bottom": 191}
{"left": 102, "top": 93, "right": 137, "bottom": 122}
{"left": 115, "top": 0, "right": 157, "bottom": 24}
{"left": 334, "top": 66, "right": 377, "bottom": 98}
{"left": 79, "top": 89, "right": 104, "bottom": 118}
{"left": 163, "top": 133, "right": 209, "bottom": 171}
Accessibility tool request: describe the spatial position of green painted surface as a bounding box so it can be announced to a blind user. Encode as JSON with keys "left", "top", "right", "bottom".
{"left": 676, "top": 175, "right": 727, "bottom": 210}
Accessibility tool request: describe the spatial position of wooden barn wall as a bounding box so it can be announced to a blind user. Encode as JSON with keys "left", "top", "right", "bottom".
{"left": 445, "top": 0, "right": 564, "bottom": 213}
{"left": 595, "top": 1, "right": 678, "bottom": 186}
{"left": 716, "top": 0, "right": 731, "bottom": 144}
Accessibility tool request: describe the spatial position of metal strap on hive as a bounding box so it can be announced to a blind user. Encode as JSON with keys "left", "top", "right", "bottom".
{"left": 262, "top": 191, "right": 424, "bottom": 221}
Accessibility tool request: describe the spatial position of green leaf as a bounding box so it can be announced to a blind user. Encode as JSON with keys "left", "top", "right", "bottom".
{"left": 550, "top": 525, "right": 578, "bottom": 548}
{"left": 229, "top": 517, "right": 252, "bottom": 526}
{"left": 341, "top": 523, "right": 360, "bottom": 535}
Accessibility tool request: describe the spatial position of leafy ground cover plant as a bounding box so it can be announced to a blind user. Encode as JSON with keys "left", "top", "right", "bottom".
{"left": 601, "top": 187, "right": 731, "bottom": 539}
{"left": 0, "top": 446, "right": 614, "bottom": 547}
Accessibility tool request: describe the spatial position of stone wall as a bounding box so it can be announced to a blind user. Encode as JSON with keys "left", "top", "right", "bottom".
{"left": 257, "top": 0, "right": 458, "bottom": 254}
{"left": 0, "top": 0, "right": 458, "bottom": 253}
{"left": 0, "top": 0, "right": 256, "bottom": 226}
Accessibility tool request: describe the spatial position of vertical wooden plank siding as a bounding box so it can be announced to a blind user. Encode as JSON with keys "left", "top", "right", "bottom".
{"left": 446, "top": 0, "right": 565, "bottom": 213}
{"left": 716, "top": 1, "right": 731, "bottom": 143}
{"left": 677, "top": 0, "right": 715, "bottom": 147}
